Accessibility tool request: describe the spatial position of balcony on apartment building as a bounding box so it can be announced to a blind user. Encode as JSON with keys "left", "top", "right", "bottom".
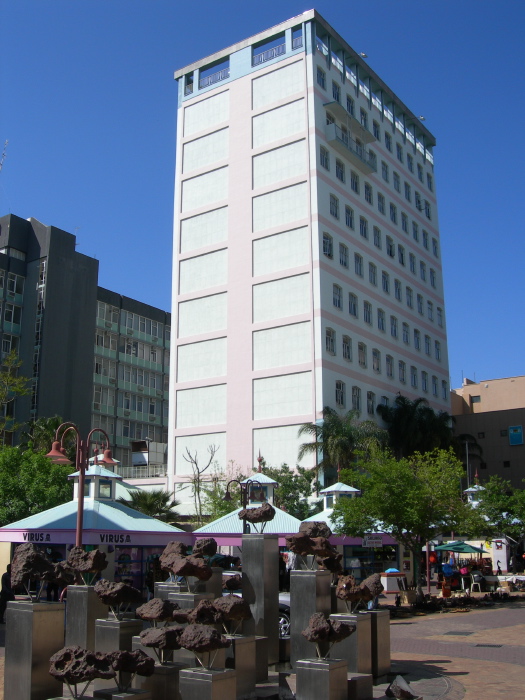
{"left": 325, "top": 122, "right": 377, "bottom": 174}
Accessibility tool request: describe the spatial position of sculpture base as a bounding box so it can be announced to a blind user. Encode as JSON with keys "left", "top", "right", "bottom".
{"left": 95, "top": 618, "right": 144, "bottom": 652}
{"left": 132, "top": 661, "right": 190, "bottom": 700}
{"left": 179, "top": 667, "right": 236, "bottom": 700}
{"left": 289, "top": 570, "right": 331, "bottom": 668}
{"left": 225, "top": 635, "right": 256, "bottom": 698}
{"left": 347, "top": 672, "right": 374, "bottom": 700}
{"left": 154, "top": 582, "right": 187, "bottom": 599}
{"left": 93, "top": 688, "right": 152, "bottom": 699}
{"left": 65, "top": 586, "right": 108, "bottom": 649}
{"left": 367, "top": 610, "right": 391, "bottom": 682}
{"left": 296, "top": 658, "right": 348, "bottom": 700}
{"left": 167, "top": 591, "right": 214, "bottom": 609}
{"left": 255, "top": 636, "right": 268, "bottom": 683}
{"left": 329, "top": 612, "right": 372, "bottom": 674}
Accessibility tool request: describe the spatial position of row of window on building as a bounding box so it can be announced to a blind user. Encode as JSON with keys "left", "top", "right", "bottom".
{"left": 97, "top": 302, "right": 170, "bottom": 342}
{"left": 95, "top": 331, "right": 168, "bottom": 365}
{"left": 93, "top": 357, "right": 168, "bottom": 390}
{"left": 0, "top": 271, "right": 25, "bottom": 296}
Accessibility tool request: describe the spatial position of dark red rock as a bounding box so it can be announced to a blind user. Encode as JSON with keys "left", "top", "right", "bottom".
{"left": 173, "top": 609, "right": 190, "bottom": 624}
{"left": 186, "top": 599, "right": 223, "bottom": 625}
{"left": 222, "top": 573, "right": 242, "bottom": 591}
{"left": 299, "top": 522, "right": 332, "bottom": 538}
{"left": 140, "top": 626, "right": 185, "bottom": 650}
{"left": 49, "top": 646, "right": 115, "bottom": 684}
{"left": 94, "top": 579, "right": 142, "bottom": 606}
{"left": 159, "top": 541, "right": 189, "bottom": 571}
{"left": 212, "top": 594, "right": 252, "bottom": 622}
{"left": 179, "top": 624, "right": 231, "bottom": 653}
{"left": 168, "top": 554, "right": 213, "bottom": 581}
{"left": 67, "top": 546, "right": 108, "bottom": 574}
{"left": 136, "top": 598, "right": 181, "bottom": 622}
{"left": 238, "top": 502, "right": 275, "bottom": 524}
{"left": 51, "top": 561, "right": 77, "bottom": 586}
{"left": 361, "top": 573, "right": 384, "bottom": 598}
{"left": 310, "top": 537, "right": 338, "bottom": 558}
{"left": 192, "top": 538, "right": 218, "bottom": 558}
{"left": 107, "top": 649, "right": 155, "bottom": 677}
{"left": 11, "top": 543, "right": 54, "bottom": 587}
{"left": 335, "top": 575, "right": 362, "bottom": 602}
{"left": 329, "top": 619, "right": 356, "bottom": 642}
{"left": 301, "top": 613, "right": 356, "bottom": 644}
{"left": 316, "top": 554, "right": 343, "bottom": 573}
{"left": 285, "top": 532, "right": 315, "bottom": 556}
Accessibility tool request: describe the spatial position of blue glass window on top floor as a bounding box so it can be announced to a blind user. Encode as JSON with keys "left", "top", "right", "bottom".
{"left": 199, "top": 58, "right": 230, "bottom": 89}
{"left": 252, "top": 34, "right": 286, "bottom": 66}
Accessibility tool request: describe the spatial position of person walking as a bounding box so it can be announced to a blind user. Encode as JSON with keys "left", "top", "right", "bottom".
{"left": 0, "top": 564, "right": 15, "bottom": 624}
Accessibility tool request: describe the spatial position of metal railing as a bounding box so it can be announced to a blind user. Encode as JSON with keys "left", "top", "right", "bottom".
{"left": 252, "top": 43, "right": 285, "bottom": 66}
{"left": 118, "top": 464, "right": 168, "bottom": 479}
{"left": 198, "top": 68, "right": 230, "bottom": 89}
{"left": 292, "top": 37, "right": 303, "bottom": 49}
{"left": 326, "top": 123, "right": 377, "bottom": 171}
{"left": 184, "top": 84, "right": 193, "bottom": 96}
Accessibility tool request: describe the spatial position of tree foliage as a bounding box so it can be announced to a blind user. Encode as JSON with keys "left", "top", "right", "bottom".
{"left": 0, "top": 351, "right": 31, "bottom": 441}
{"left": 332, "top": 447, "right": 477, "bottom": 586}
{"left": 475, "top": 475, "right": 525, "bottom": 542}
{"left": 376, "top": 395, "right": 454, "bottom": 458}
{"left": 257, "top": 464, "right": 322, "bottom": 520}
{"left": 201, "top": 463, "right": 250, "bottom": 522}
{"left": 19, "top": 415, "right": 76, "bottom": 460}
{"left": 117, "top": 489, "right": 180, "bottom": 523}
{"left": 182, "top": 444, "right": 220, "bottom": 524}
{"left": 0, "top": 447, "right": 73, "bottom": 527}
{"left": 298, "top": 407, "right": 388, "bottom": 481}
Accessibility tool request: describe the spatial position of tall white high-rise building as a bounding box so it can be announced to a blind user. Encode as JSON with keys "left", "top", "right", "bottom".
{"left": 168, "top": 10, "right": 449, "bottom": 500}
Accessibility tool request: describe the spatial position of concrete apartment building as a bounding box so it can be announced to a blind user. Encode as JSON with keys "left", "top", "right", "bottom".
{"left": 168, "top": 10, "right": 449, "bottom": 497}
{"left": 0, "top": 214, "right": 170, "bottom": 479}
{"left": 452, "top": 376, "right": 525, "bottom": 488}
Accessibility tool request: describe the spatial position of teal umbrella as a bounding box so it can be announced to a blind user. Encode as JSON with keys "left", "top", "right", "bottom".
{"left": 434, "top": 542, "right": 487, "bottom": 554}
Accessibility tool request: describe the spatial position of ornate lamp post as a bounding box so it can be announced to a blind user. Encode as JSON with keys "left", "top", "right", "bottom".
{"left": 45, "top": 422, "right": 117, "bottom": 548}
{"left": 223, "top": 478, "right": 264, "bottom": 534}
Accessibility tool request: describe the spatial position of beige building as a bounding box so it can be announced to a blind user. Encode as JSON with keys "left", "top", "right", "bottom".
{"left": 452, "top": 376, "right": 525, "bottom": 488}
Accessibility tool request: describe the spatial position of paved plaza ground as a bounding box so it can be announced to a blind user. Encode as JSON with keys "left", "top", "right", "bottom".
{"left": 1, "top": 599, "right": 524, "bottom": 699}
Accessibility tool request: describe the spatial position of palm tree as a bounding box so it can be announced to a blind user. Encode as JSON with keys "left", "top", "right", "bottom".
{"left": 376, "top": 395, "right": 454, "bottom": 458}
{"left": 298, "top": 407, "right": 388, "bottom": 483}
{"left": 117, "top": 489, "right": 180, "bottom": 523}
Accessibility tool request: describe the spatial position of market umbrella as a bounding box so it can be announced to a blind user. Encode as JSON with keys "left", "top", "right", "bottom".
{"left": 434, "top": 542, "right": 487, "bottom": 554}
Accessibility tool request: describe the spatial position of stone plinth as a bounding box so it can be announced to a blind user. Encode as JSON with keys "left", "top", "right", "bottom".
{"left": 95, "top": 618, "right": 144, "bottom": 653}
{"left": 225, "top": 635, "right": 256, "bottom": 698}
{"left": 65, "top": 585, "right": 108, "bottom": 650}
{"left": 296, "top": 658, "right": 347, "bottom": 700}
{"left": 329, "top": 612, "right": 372, "bottom": 674}
{"left": 290, "top": 570, "right": 331, "bottom": 668}
{"left": 179, "top": 667, "right": 236, "bottom": 700}
{"left": 367, "top": 610, "right": 391, "bottom": 683}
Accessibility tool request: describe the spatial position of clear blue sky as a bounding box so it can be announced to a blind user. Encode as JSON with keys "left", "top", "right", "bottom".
{"left": 1, "top": 0, "right": 524, "bottom": 391}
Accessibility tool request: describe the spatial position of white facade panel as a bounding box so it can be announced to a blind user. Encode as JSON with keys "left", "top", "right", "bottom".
{"left": 176, "top": 384, "right": 227, "bottom": 428}
{"left": 177, "top": 338, "right": 227, "bottom": 382}
{"left": 253, "top": 140, "right": 306, "bottom": 189}
{"left": 179, "top": 249, "right": 227, "bottom": 294}
{"left": 182, "top": 167, "right": 228, "bottom": 212}
{"left": 252, "top": 99, "right": 305, "bottom": 149}
{"left": 180, "top": 207, "right": 228, "bottom": 254}
{"left": 175, "top": 432, "right": 227, "bottom": 475}
{"left": 253, "top": 321, "right": 311, "bottom": 370}
{"left": 253, "top": 227, "right": 310, "bottom": 277}
{"left": 253, "top": 182, "right": 307, "bottom": 232}
{"left": 252, "top": 61, "right": 304, "bottom": 111}
{"left": 184, "top": 91, "right": 229, "bottom": 136}
{"left": 178, "top": 293, "right": 227, "bottom": 338}
{"left": 253, "top": 424, "right": 313, "bottom": 468}
{"left": 253, "top": 273, "right": 310, "bottom": 323}
{"left": 253, "top": 372, "right": 312, "bottom": 419}
{"left": 183, "top": 128, "right": 229, "bottom": 173}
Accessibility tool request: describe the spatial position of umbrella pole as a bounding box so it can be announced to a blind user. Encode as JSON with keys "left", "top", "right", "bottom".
{"left": 426, "top": 541, "right": 431, "bottom": 597}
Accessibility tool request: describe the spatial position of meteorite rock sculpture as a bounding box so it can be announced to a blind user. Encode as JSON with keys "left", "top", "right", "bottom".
{"left": 179, "top": 624, "right": 231, "bottom": 669}
{"left": 106, "top": 649, "right": 155, "bottom": 692}
{"left": 301, "top": 612, "right": 356, "bottom": 659}
{"left": 213, "top": 594, "right": 252, "bottom": 635}
{"left": 336, "top": 572, "right": 384, "bottom": 612}
{"left": 11, "top": 543, "right": 54, "bottom": 601}
{"left": 166, "top": 554, "right": 213, "bottom": 592}
{"left": 159, "top": 540, "right": 190, "bottom": 574}
{"left": 140, "top": 625, "right": 185, "bottom": 665}
{"left": 186, "top": 598, "right": 224, "bottom": 626}
{"left": 315, "top": 553, "right": 343, "bottom": 574}
{"left": 49, "top": 645, "right": 115, "bottom": 698}
{"left": 222, "top": 573, "right": 242, "bottom": 591}
{"left": 136, "top": 597, "right": 182, "bottom": 627}
{"left": 299, "top": 521, "right": 333, "bottom": 539}
{"left": 94, "top": 579, "right": 142, "bottom": 620}
{"left": 67, "top": 546, "right": 108, "bottom": 584}
{"left": 285, "top": 532, "right": 340, "bottom": 570}
{"left": 238, "top": 502, "right": 275, "bottom": 533}
{"left": 192, "top": 537, "right": 218, "bottom": 558}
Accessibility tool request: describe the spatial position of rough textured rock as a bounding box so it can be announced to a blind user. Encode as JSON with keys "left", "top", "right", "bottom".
{"left": 67, "top": 546, "right": 108, "bottom": 574}
{"left": 140, "top": 626, "right": 185, "bottom": 650}
{"left": 159, "top": 541, "right": 189, "bottom": 571}
{"left": 385, "top": 675, "right": 420, "bottom": 699}
{"left": 301, "top": 613, "right": 355, "bottom": 644}
{"left": 179, "top": 624, "right": 231, "bottom": 654}
{"left": 316, "top": 554, "right": 343, "bottom": 573}
{"left": 285, "top": 532, "right": 315, "bottom": 556}
{"left": 168, "top": 554, "right": 213, "bottom": 581}
{"left": 186, "top": 599, "right": 224, "bottom": 625}
{"left": 11, "top": 543, "right": 54, "bottom": 587}
{"left": 136, "top": 598, "right": 181, "bottom": 622}
{"left": 107, "top": 649, "right": 155, "bottom": 677}
{"left": 361, "top": 573, "right": 384, "bottom": 598}
{"left": 213, "top": 594, "right": 252, "bottom": 622}
{"left": 310, "top": 537, "right": 338, "bottom": 558}
{"left": 192, "top": 537, "right": 218, "bottom": 558}
{"left": 336, "top": 573, "right": 384, "bottom": 603}
{"left": 172, "top": 609, "right": 190, "bottom": 624}
{"left": 299, "top": 521, "right": 332, "bottom": 539}
{"left": 94, "top": 579, "right": 142, "bottom": 606}
{"left": 238, "top": 502, "right": 275, "bottom": 524}
{"left": 222, "top": 573, "right": 242, "bottom": 591}
{"left": 49, "top": 646, "right": 115, "bottom": 684}
{"left": 51, "top": 561, "right": 77, "bottom": 586}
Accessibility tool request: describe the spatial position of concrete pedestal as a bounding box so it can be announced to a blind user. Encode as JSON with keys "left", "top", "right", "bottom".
{"left": 296, "top": 658, "right": 347, "bottom": 700}
{"left": 65, "top": 586, "right": 108, "bottom": 649}
{"left": 95, "top": 618, "right": 144, "bottom": 652}
{"left": 241, "top": 534, "right": 279, "bottom": 665}
{"left": 290, "top": 570, "right": 331, "bottom": 668}
{"left": 225, "top": 635, "right": 256, "bottom": 698}
{"left": 367, "top": 610, "right": 391, "bottom": 683}
{"left": 329, "top": 613, "right": 372, "bottom": 674}
{"left": 167, "top": 591, "right": 213, "bottom": 609}
{"left": 254, "top": 636, "right": 268, "bottom": 683}
{"left": 132, "top": 661, "right": 189, "bottom": 699}
{"left": 4, "top": 600, "right": 65, "bottom": 700}
{"left": 179, "top": 667, "right": 236, "bottom": 700}
{"left": 132, "top": 635, "right": 226, "bottom": 669}
{"left": 347, "top": 672, "right": 374, "bottom": 700}
{"left": 93, "top": 689, "right": 152, "bottom": 699}
{"left": 154, "top": 582, "right": 187, "bottom": 599}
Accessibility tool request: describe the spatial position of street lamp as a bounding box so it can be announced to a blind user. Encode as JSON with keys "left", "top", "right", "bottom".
{"left": 223, "top": 478, "right": 264, "bottom": 534}
{"left": 46, "top": 422, "right": 117, "bottom": 548}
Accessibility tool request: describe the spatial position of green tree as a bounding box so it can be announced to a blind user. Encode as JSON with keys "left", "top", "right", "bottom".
{"left": 376, "top": 395, "right": 454, "bottom": 458}
{"left": 0, "top": 447, "right": 73, "bottom": 526}
{"left": 298, "top": 407, "right": 388, "bottom": 483}
{"left": 182, "top": 444, "right": 220, "bottom": 524}
{"left": 332, "top": 447, "right": 477, "bottom": 593}
{"left": 0, "top": 350, "right": 31, "bottom": 442}
{"left": 117, "top": 489, "right": 180, "bottom": 523}
{"left": 256, "top": 464, "right": 322, "bottom": 520}
{"left": 19, "top": 415, "right": 76, "bottom": 459}
{"left": 201, "top": 463, "right": 250, "bottom": 522}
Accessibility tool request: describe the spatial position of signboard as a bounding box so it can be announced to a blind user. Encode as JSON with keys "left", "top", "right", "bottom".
{"left": 362, "top": 535, "right": 383, "bottom": 547}
{"left": 509, "top": 426, "right": 523, "bottom": 446}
